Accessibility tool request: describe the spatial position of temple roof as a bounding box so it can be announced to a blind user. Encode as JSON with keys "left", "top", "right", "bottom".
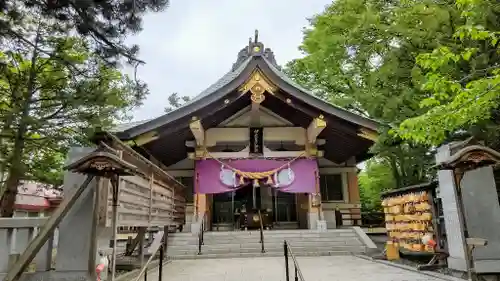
{"left": 111, "top": 31, "right": 380, "bottom": 165}
{"left": 116, "top": 34, "right": 378, "bottom": 137}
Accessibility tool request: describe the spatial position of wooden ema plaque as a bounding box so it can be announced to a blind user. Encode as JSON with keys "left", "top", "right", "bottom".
{"left": 381, "top": 191, "right": 435, "bottom": 253}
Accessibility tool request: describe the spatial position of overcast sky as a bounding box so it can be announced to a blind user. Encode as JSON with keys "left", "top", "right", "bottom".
{"left": 127, "top": 0, "right": 332, "bottom": 121}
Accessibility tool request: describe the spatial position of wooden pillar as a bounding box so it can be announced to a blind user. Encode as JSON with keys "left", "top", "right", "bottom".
{"left": 347, "top": 171, "right": 361, "bottom": 225}
{"left": 347, "top": 171, "right": 360, "bottom": 203}
{"left": 195, "top": 194, "right": 208, "bottom": 216}
{"left": 306, "top": 169, "right": 323, "bottom": 229}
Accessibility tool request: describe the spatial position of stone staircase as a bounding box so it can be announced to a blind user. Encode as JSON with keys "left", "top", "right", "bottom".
{"left": 166, "top": 228, "right": 369, "bottom": 259}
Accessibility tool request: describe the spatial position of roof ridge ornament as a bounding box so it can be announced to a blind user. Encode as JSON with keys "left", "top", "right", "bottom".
{"left": 231, "top": 30, "right": 279, "bottom": 71}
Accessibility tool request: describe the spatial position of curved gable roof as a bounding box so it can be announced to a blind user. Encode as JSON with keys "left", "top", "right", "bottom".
{"left": 115, "top": 35, "right": 379, "bottom": 139}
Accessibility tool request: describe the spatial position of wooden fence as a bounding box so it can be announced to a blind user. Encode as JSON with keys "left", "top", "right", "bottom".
{"left": 97, "top": 133, "right": 186, "bottom": 228}
{"left": 0, "top": 218, "right": 55, "bottom": 277}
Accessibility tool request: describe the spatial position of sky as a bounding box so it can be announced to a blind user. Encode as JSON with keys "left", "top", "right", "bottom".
{"left": 127, "top": 0, "right": 332, "bottom": 121}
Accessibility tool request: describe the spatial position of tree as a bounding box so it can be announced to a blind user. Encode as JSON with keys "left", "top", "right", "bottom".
{"left": 164, "top": 93, "right": 190, "bottom": 112}
{"left": 359, "top": 158, "right": 396, "bottom": 212}
{"left": 284, "top": 0, "right": 451, "bottom": 188}
{"left": 0, "top": 16, "right": 148, "bottom": 217}
{"left": 397, "top": 0, "right": 500, "bottom": 145}
{"left": 0, "top": 0, "right": 170, "bottom": 64}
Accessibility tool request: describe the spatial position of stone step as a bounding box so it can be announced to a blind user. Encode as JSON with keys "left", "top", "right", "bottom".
{"left": 169, "top": 229, "right": 354, "bottom": 237}
{"left": 168, "top": 237, "right": 361, "bottom": 246}
{"left": 168, "top": 232, "right": 358, "bottom": 241}
{"left": 167, "top": 250, "right": 355, "bottom": 260}
{"left": 168, "top": 240, "right": 363, "bottom": 250}
{"left": 207, "top": 230, "right": 354, "bottom": 236}
{"left": 168, "top": 245, "right": 366, "bottom": 255}
{"left": 204, "top": 235, "right": 359, "bottom": 242}
{"left": 166, "top": 229, "right": 367, "bottom": 259}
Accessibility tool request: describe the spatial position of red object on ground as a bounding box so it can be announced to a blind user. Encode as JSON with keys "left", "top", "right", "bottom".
{"left": 96, "top": 263, "right": 105, "bottom": 281}
{"left": 427, "top": 239, "right": 437, "bottom": 248}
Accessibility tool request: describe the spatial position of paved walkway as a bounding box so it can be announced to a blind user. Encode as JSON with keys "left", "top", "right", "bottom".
{"left": 148, "top": 256, "right": 445, "bottom": 281}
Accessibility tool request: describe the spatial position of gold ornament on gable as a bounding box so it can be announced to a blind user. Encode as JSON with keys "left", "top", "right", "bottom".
{"left": 239, "top": 70, "right": 277, "bottom": 104}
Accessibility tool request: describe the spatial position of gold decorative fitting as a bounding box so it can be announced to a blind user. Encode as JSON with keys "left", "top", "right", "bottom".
{"left": 254, "top": 72, "right": 261, "bottom": 81}
{"left": 239, "top": 70, "right": 277, "bottom": 102}
{"left": 314, "top": 117, "right": 327, "bottom": 128}
{"left": 253, "top": 46, "right": 261, "bottom": 53}
{"left": 319, "top": 114, "right": 324, "bottom": 119}
{"left": 224, "top": 99, "right": 230, "bottom": 104}
{"left": 251, "top": 91, "right": 265, "bottom": 104}
{"left": 357, "top": 128, "right": 377, "bottom": 141}
{"left": 286, "top": 98, "right": 292, "bottom": 104}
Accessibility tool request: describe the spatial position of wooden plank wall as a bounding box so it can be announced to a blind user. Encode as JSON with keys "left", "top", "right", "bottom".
{"left": 97, "top": 136, "right": 186, "bottom": 228}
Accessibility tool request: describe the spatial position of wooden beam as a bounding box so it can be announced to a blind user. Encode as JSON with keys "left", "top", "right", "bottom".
{"left": 189, "top": 118, "right": 205, "bottom": 146}
{"left": 250, "top": 100, "right": 260, "bottom": 125}
{"left": 272, "top": 89, "right": 362, "bottom": 137}
{"left": 307, "top": 116, "right": 327, "bottom": 144}
{"left": 5, "top": 175, "right": 95, "bottom": 281}
{"left": 133, "top": 131, "right": 159, "bottom": 146}
{"left": 106, "top": 133, "right": 183, "bottom": 190}
{"left": 188, "top": 145, "right": 324, "bottom": 159}
{"left": 125, "top": 227, "right": 146, "bottom": 256}
{"left": 357, "top": 128, "right": 377, "bottom": 141}
{"left": 185, "top": 138, "right": 326, "bottom": 148}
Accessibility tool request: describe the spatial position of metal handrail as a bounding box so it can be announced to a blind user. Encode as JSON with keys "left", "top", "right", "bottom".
{"left": 198, "top": 212, "right": 206, "bottom": 255}
{"left": 284, "top": 240, "right": 305, "bottom": 281}
{"left": 133, "top": 231, "right": 166, "bottom": 281}
{"left": 258, "top": 210, "right": 265, "bottom": 253}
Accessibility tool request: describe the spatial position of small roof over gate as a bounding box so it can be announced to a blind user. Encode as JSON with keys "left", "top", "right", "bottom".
{"left": 113, "top": 31, "right": 380, "bottom": 165}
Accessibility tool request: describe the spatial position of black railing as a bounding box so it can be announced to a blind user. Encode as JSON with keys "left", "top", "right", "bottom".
{"left": 361, "top": 212, "right": 385, "bottom": 227}
{"left": 140, "top": 245, "right": 164, "bottom": 281}
{"left": 258, "top": 210, "right": 265, "bottom": 253}
{"left": 134, "top": 232, "right": 166, "bottom": 281}
{"left": 198, "top": 212, "right": 206, "bottom": 255}
{"left": 283, "top": 240, "right": 305, "bottom": 281}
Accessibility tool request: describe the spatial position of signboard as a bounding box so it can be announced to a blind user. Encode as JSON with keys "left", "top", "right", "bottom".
{"left": 249, "top": 127, "right": 263, "bottom": 155}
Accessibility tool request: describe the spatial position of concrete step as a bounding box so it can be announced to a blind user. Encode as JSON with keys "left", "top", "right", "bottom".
{"left": 167, "top": 250, "right": 355, "bottom": 260}
{"left": 168, "top": 237, "right": 361, "bottom": 247}
{"left": 168, "top": 245, "right": 366, "bottom": 255}
{"left": 166, "top": 229, "right": 367, "bottom": 259}
{"left": 203, "top": 231, "right": 357, "bottom": 238}
{"left": 169, "top": 229, "right": 354, "bottom": 237}
{"left": 168, "top": 231, "right": 358, "bottom": 240}
{"left": 168, "top": 240, "right": 362, "bottom": 251}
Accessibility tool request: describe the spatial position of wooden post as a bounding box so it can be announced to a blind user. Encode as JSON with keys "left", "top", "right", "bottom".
{"left": 109, "top": 175, "right": 120, "bottom": 281}
{"left": 148, "top": 173, "right": 154, "bottom": 224}
{"left": 89, "top": 176, "right": 101, "bottom": 276}
{"left": 139, "top": 228, "right": 147, "bottom": 266}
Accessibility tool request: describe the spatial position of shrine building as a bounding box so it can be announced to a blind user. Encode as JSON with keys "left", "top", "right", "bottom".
{"left": 112, "top": 33, "right": 379, "bottom": 232}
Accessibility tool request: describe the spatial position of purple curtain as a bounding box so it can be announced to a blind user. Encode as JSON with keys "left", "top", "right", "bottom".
{"left": 195, "top": 159, "right": 318, "bottom": 194}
